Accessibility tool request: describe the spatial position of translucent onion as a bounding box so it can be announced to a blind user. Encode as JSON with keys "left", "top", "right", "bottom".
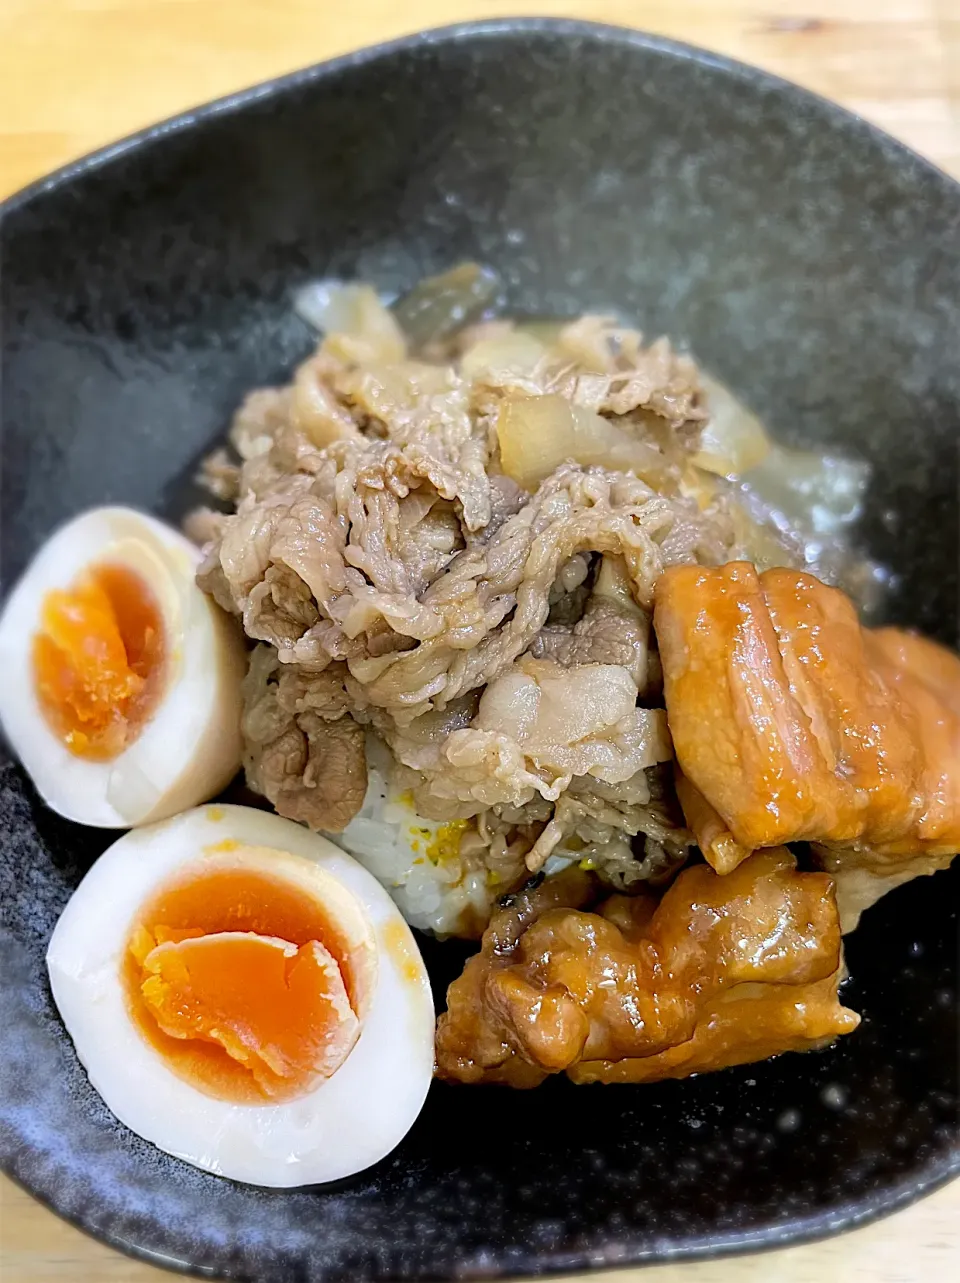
{"left": 744, "top": 444, "right": 870, "bottom": 537}
{"left": 692, "top": 373, "right": 771, "bottom": 477}
{"left": 496, "top": 394, "right": 665, "bottom": 491}
{"left": 727, "top": 503, "right": 801, "bottom": 573}
{"left": 391, "top": 263, "right": 500, "bottom": 348}
{"left": 459, "top": 331, "right": 547, "bottom": 380}
{"left": 516, "top": 319, "right": 568, "bottom": 346}
{"left": 293, "top": 282, "right": 406, "bottom": 364}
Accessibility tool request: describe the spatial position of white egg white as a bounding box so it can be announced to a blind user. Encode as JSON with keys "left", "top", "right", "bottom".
{"left": 0, "top": 506, "right": 246, "bottom": 826}
{"left": 46, "top": 805, "right": 436, "bottom": 1188}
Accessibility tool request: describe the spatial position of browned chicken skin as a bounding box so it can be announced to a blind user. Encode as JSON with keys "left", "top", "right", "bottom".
{"left": 654, "top": 563, "right": 960, "bottom": 926}
{"left": 436, "top": 850, "right": 857, "bottom": 1087}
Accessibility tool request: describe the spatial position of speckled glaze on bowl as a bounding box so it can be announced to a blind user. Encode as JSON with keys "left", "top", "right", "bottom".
{"left": 1, "top": 18, "right": 958, "bottom": 1283}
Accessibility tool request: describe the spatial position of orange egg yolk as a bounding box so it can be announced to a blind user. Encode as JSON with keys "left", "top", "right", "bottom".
{"left": 32, "top": 563, "right": 165, "bottom": 760}
{"left": 124, "top": 864, "right": 361, "bottom": 1103}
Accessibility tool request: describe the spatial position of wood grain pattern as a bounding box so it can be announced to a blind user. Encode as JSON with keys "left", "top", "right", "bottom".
{"left": 0, "top": 2, "right": 957, "bottom": 1281}
{"left": 0, "top": 0, "right": 957, "bottom": 197}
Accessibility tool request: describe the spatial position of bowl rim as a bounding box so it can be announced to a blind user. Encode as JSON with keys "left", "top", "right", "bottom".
{"left": 3, "top": 1127, "right": 959, "bottom": 1277}
{"left": 1, "top": 15, "right": 958, "bottom": 1280}
{"left": 1, "top": 15, "right": 958, "bottom": 221}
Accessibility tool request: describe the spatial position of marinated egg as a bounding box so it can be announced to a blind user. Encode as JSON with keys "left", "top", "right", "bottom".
{"left": 0, "top": 507, "right": 246, "bottom": 825}
{"left": 46, "top": 804, "right": 435, "bottom": 1187}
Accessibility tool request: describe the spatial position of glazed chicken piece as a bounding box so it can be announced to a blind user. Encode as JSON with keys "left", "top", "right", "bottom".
{"left": 436, "top": 849, "right": 857, "bottom": 1087}
{"left": 653, "top": 563, "right": 960, "bottom": 926}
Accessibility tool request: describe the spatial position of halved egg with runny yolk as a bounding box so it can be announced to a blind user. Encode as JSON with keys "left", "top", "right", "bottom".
{"left": 122, "top": 851, "right": 377, "bottom": 1104}
{"left": 135, "top": 927, "right": 358, "bottom": 1098}
{"left": 46, "top": 805, "right": 435, "bottom": 1187}
{"left": 33, "top": 562, "right": 166, "bottom": 761}
{"left": 0, "top": 507, "right": 247, "bottom": 826}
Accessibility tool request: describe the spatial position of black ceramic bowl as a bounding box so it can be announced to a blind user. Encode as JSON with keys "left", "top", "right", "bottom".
{"left": 1, "top": 18, "right": 958, "bottom": 1282}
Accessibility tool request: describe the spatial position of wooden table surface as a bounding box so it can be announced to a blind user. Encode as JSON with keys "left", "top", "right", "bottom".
{"left": 0, "top": 1, "right": 957, "bottom": 1281}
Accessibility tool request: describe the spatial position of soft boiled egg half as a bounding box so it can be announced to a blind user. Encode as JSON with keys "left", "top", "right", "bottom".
{"left": 47, "top": 804, "right": 435, "bottom": 1186}
{"left": 0, "top": 506, "right": 246, "bottom": 826}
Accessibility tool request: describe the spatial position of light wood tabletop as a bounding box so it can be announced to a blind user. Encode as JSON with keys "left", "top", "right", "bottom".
{"left": 0, "top": 2, "right": 957, "bottom": 1281}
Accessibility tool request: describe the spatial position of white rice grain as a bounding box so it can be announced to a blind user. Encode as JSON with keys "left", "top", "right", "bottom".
{"left": 330, "top": 761, "right": 494, "bottom": 937}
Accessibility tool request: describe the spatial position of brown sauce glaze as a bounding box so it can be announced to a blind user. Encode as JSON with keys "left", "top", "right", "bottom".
{"left": 436, "top": 851, "right": 857, "bottom": 1087}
